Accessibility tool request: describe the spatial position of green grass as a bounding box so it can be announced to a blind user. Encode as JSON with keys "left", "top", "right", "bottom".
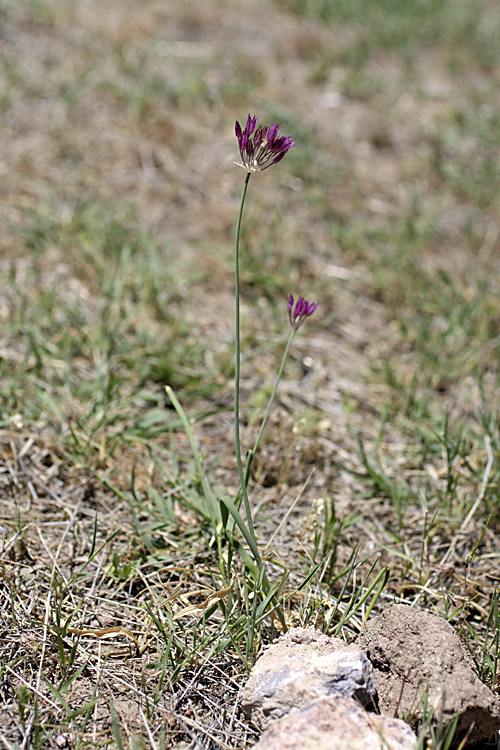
{"left": 0, "top": 198, "right": 230, "bottom": 449}
{"left": 280, "top": 0, "right": 500, "bottom": 71}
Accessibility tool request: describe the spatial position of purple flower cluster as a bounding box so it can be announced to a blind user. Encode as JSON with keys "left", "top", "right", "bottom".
{"left": 288, "top": 294, "right": 318, "bottom": 330}
{"left": 235, "top": 114, "right": 295, "bottom": 173}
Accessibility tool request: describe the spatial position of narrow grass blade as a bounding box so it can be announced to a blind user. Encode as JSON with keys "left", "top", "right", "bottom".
{"left": 220, "top": 495, "right": 287, "bottom": 629}
{"left": 220, "top": 495, "right": 264, "bottom": 570}
{"left": 165, "top": 385, "right": 219, "bottom": 526}
{"left": 109, "top": 695, "right": 125, "bottom": 750}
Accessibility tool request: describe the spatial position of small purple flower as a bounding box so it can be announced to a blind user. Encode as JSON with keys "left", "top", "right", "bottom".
{"left": 235, "top": 114, "right": 294, "bottom": 173}
{"left": 288, "top": 294, "right": 318, "bottom": 330}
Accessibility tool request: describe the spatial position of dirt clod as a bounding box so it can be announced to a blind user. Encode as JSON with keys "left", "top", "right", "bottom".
{"left": 357, "top": 604, "right": 500, "bottom": 748}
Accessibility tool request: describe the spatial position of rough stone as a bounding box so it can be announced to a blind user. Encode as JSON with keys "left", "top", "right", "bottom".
{"left": 239, "top": 626, "right": 376, "bottom": 729}
{"left": 357, "top": 604, "right": 500, "bottom": 748}
{"left": 252, "top": 695, "right": 417, "bottom": 750}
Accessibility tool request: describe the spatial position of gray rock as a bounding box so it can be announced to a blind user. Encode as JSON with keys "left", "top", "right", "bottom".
{"left": 240, "top": 626, "right": 376, "bottom": 728}
{"left": 252, "top": 695, "right": 417, "bottom": 750}
{"left": 357, "top": 604, "right": 500, "bottom": 748}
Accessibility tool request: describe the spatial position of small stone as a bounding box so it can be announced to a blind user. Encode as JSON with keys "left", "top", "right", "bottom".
{"left": 240, "top": 626, "right": 376, "bottom": 729}
{"left": 357, "top": 604, "right": 500, "bottom": 748}
{"left": 252, "top": 695, "right": 417, "bottom": 750}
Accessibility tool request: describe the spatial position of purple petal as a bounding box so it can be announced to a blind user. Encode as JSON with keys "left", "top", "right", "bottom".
{"left": 255, "top": 125, "right": 265, "bottom": 146}
{"left": 267, "top": 123, "right": 280, "bottom": 142}
{"left": 271, "top": 153, "right": 286, "bottom": 166}
{"left": 295, "top": 297, "right": 305, "bottom": 318}
{"left": 246, "top": 114, "right": 258, "bottom": 135}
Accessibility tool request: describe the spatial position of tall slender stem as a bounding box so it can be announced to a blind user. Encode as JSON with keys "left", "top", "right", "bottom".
{"left": 234, "top": 173, "right": 254, "bottom": 536}
{"left": 244, "top": 329, "right": 296, "bottom": 486}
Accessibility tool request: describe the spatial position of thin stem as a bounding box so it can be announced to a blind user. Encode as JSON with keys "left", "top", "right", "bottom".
{"left": 244, "top": 329, "right": 296, "bottom": 486}
{"left": 234, "top": 173, "right": 254, "bottom": 536}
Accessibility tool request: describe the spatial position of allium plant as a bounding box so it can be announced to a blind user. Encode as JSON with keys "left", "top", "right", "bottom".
{"left": 232, "top": 115, "right": 317, "bottom": 540}
{"left": 167, "top": 114, "right": 317, "bottom": 639}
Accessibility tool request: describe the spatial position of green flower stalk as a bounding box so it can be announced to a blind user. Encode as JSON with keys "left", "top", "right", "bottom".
{"left": 244, "top": 295, "right": 318, "bottom": 488}
{"left": 233, "top": 114, "right": 296, "bottom": 534}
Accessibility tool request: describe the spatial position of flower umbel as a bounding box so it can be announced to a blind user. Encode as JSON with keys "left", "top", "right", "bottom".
{"left": 288, "top": 294, "right": 318, "bottom": 330}
{"left": 235, "top": 114, "right": 295, "bottom": 173}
